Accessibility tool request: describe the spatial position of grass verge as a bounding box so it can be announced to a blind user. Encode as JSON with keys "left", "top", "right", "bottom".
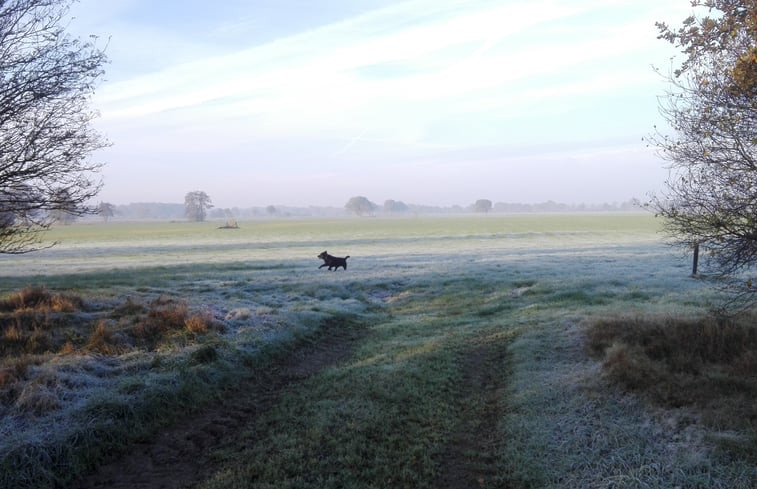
{"left": 586, "top": 313, "right": 757, "bottom": 463}
{"left": 0, "top": 283, "right": 359, "bottom": 489}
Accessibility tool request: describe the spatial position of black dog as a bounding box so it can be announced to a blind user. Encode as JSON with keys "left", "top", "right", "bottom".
{"left": 318, "top": 251, "right": 350, "bottom": 271}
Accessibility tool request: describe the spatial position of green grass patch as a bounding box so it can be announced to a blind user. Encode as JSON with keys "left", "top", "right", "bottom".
{"left": 201, "top": 282, "right": 517, "bottom": 489}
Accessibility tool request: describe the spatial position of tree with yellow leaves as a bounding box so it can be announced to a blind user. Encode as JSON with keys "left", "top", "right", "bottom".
{"left": 650, "top": 1, "right": 757, "bottom": 308}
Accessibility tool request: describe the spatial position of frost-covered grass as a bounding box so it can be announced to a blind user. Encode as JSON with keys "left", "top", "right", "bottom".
{"left": 0, "top": 214, "right": 661, "bottom": 277}
{"left": 0, "top": 215, "right": 754, "bottom": 488}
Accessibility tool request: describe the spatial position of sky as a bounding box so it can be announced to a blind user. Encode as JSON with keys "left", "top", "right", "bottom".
{"left": 68, "top": 0, "right": 695, "bottom": 209}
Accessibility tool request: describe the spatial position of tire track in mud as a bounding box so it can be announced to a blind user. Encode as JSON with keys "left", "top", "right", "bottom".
{"left": 73, "top": 319, "right": 366, "bottom": 489}
{"left": 435, "top": 337, "right": 511, "bottom": 489}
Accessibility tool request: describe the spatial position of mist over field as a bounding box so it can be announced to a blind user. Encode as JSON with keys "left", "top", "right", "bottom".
{"left": 101, "top": 198, "right": 643, "bottom": 221}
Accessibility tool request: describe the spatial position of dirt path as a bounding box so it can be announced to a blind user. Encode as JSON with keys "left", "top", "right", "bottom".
{"left": 435, "top": 338, "right": 511, "bottom": 489}
{"left": 73, "top": 320, "right": 365, "bottom": 489}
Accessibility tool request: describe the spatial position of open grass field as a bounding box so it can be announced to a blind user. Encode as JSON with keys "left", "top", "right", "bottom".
{"left": 0, "top": 215, "right": 755, "bottom": 488}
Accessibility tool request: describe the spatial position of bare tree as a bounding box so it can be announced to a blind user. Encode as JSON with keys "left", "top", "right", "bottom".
{"left": 649, "top": 1, "right": 757, "bottom": 307}
{"left": 185, "top": 191, "right": 213, "bottom": 222}
{"left": 0, "top": 0, "right": 108, "bottom": 253}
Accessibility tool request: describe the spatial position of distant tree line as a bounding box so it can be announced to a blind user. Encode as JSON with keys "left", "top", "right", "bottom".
{"left": 93, "top": 198, "right": 642, "bottom": 221}
{"left": 343, "top": 196, "right": 639, "bottom": 216}
{"left": 493, "top": 200, "right": 640, "bottom": 213}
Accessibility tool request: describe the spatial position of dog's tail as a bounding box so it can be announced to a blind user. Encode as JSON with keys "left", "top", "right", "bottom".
{"left": 345, "top": 256, "right": 350, "bottom": 260}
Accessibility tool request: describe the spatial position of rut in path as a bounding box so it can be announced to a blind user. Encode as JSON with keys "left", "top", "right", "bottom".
{"left": 435, "top": 337, "right": 511, "bottom": 489}
{"left": 73, "top": 320, "right": 365, "bottom": 489}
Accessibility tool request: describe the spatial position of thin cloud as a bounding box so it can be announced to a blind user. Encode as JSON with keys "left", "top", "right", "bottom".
{"left": 80, "top": 0, "right": 693, "bottom": 207}
{"left": 95, "top": 1, "right": 603, "bottom": 120}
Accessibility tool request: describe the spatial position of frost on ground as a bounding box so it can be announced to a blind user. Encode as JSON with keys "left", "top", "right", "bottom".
{"left": 502, "top": 317, "right": 754, "bottom": 488}
{"left": 1, "top": 217, "right": 751, "bottom": 488}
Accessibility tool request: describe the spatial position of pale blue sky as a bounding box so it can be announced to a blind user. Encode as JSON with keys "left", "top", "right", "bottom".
{"left": 70, "top": 0, "right": 693, "bottom": 208}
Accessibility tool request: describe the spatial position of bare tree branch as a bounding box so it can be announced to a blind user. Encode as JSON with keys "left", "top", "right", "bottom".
{"left": 0, "top": 0, "right": 108, "bottom": 253}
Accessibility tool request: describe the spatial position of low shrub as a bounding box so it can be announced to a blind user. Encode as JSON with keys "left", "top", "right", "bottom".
{"left": 586, "top": 313, "right": 757, "bottom": 457}
{"left": 85, "top": 321, "right": 124, "bottom": 355}
{"left": 0, "top": 318, "right": 53, "bottom": 357}
{"left": 185, "top": 312, "right": 212, "bottom": 334}
{"left": 0, "top": 286, "right": 50, "bottom": 311}
{"left": 131, "top": 301, "right": 189, "bottom": 346}
{"left": 587, "top": 314, "right": 757, "bottom": 376}
{"left": 148, "top": 301, "right": 189, "bottom": 331}
{"left": 0, "top": 286, "right": 83, "bottom": 313}
{"left": 0, "top": 287, "right": 88, "bottom": 357}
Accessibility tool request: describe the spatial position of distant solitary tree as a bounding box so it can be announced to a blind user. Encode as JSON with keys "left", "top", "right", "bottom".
{"left": 473, "top": 199, "right": 493, "bottom": 213}
{"left": 345, "top": 196, "right": 377, "bottom": 216}
{"left": 0, "top": 0, "right": 108, "bottom": 253}
{"left": 98, "top": 202, "right": 115, "bottom": 222}
{"left": 266, "top": 205, "right": 277, "bottom": 216}
{"left": 184, "top": 191, "right": 213, "bottom": 222}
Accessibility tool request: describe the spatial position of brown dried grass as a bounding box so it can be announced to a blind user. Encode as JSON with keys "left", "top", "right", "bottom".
{"left": 586, "top": 313, "right": 757, "bottom": 437}
{"left": 185, "top": 314, "right": 209, "bottom": 334}
{"left": 132, "top": 301, "right": 191, "bottom": 347}
{"left": 148, "top": 301, "right": 189, "bottom": 330}
{"left": 0, "top": 287, "right": 87, "bottom": 357}
{"left": 0, "top": 286, "right": 83, "bottom": 313}
{"left": 587, "top": 314, "right": 757, "bottom": 377}
{"left": 59, "top": 341, "right": 76, "bottom": 355}
{"left": 85, "top": 321, "right": 124, "bottom": 355}
{"left": 1, "top": 319, "right": 52, "bottom": 356}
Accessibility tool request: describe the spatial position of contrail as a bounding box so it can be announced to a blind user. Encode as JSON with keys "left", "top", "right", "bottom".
{"left": 331, "top": 128, "right": 367, "bottom": 157}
